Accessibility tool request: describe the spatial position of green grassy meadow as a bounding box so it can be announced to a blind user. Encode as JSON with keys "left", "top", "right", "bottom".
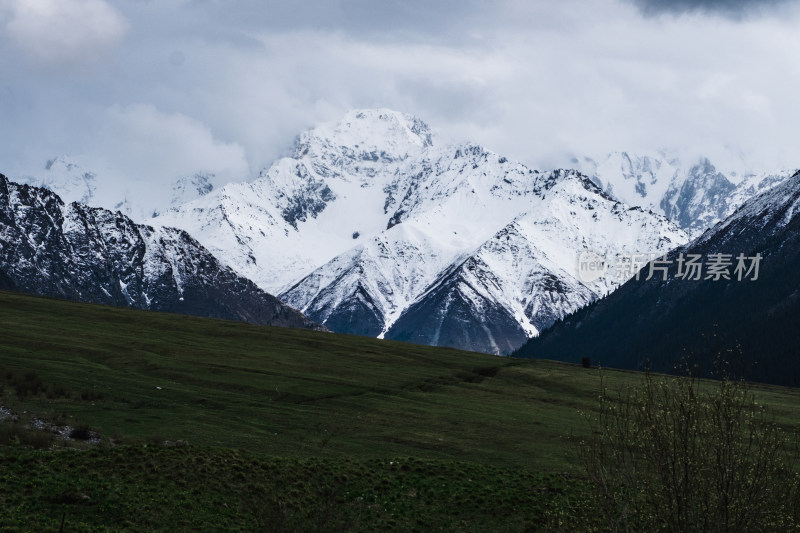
{"left": 1, "top": 289, "right": 799, "bottom": 531}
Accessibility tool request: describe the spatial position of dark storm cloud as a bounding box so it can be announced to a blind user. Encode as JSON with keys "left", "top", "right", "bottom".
{"left": 631, "top": 0, "right": 796, "bottom": 18}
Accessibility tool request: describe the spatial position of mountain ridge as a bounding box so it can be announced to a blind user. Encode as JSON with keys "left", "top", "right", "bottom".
{"left": 576, "top": 151, "right": 796, "bottom": 237}
{"left": 0, "top": 174, "right": 324, "bottom": 331}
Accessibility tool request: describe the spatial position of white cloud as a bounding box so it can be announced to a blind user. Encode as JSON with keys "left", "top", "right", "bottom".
{"left": 1, "top": 0, "right": 127, "bottom": 65}
{"left": 89, "top": 104, "right": 249, "bottom": 186}
{"left": 1, "top": 0, "right": 799, "bottom": 205}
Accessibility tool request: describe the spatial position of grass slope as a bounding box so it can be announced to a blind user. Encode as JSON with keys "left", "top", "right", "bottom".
{"left": 1, "top": 289, "right": 799, "bottom": 531}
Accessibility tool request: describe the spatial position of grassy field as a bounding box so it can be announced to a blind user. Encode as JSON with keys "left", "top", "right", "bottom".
{"left": 0, "top": 445, "right": 592, "bottom": 531}
{"left": 1, "top": 289, "right": 799, "bottom": 531}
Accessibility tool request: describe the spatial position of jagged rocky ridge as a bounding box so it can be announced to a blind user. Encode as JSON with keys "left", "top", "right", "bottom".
{"left": 157, "top": 110, "right": 687, "bottom": 354}
{"left": 516, "top": 170, "right": 800, "bottom": 386}
{"left": 575, "top": 152, "right": 796, "bottom": 238}
{"left": 0, "top": 174, "right": 323, "bottom": 330}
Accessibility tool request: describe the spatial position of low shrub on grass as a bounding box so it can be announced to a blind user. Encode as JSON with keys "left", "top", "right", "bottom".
{"left": 69, "top": 423, "right": 94, "bottom": 441}
{"left": 18, "top": 427, "right": 56, "bottom": 449}
{"left": 0, "top": 422, "right": 56, "bottom": 449}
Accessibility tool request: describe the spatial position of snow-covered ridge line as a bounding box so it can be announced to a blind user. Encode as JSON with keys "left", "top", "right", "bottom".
{"left": 155, "top": 109, "right": 688, "bottom": 354}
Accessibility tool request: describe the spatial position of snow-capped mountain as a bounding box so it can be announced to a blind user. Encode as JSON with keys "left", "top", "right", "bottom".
{"left": 155, "top": 109, "right": 435, "bottom": 294}
{"left": 0, "top": 174, "right": 323, "bottom": 331}
{"left": 517, "top": 169, "right": 800, "bottom": 386}
{"left": 381, "top": 173, "right": 686, "bottom": 354}
{"left": 16, "top": 156, "right": 225, "bottom": 220}
{"left": 575, "top": 152, "right": 796, "bottom": 238}
{"left": 157, "top": 109, "right": 687, "bottom": 353}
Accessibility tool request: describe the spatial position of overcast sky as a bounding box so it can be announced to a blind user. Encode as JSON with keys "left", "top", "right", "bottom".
{"left": 1, "top": 0, "right": 798, "bottom": 189}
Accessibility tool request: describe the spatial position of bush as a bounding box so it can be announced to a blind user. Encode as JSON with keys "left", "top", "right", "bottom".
{"left": 69, "top": 423, "right": 94, "bottom": 441}
{"left": 0, "top": 423, "right": 14, "bottom": 446}
{"left": 13, "top": 371, "right": 45, "bottom": 400}
{"left": 80, "top": 390, "right": 104, "bottom": 401}
{"left": 575, "top": 370, "right": 800, "bottom": 532}
{"left": 0, "top": 423, "right": 55, "bottom": 449}
{"left": 17, "top": 427, "right": 56, "bottom": 449}
{"left": 242, "top": 476, "right": 361, "bottom": 533}
{"left": 46, "top": 384, "right": 70, "bottom": 399}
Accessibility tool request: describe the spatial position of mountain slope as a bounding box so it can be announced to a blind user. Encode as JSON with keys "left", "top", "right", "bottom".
{"left": 379, "top": 171, "right": 686, "bottom": 353}
{"left": 0, "top": 174, "right": 322, "bottom": 330}
{"left": 277, "top": 156, "right": 686, "bottom": 354}
{"left": 515, "top": 170, "right": 800, "bottom": 386}
{"left": 0, "top": 267, "right": 15, "bottom": 290}
{"left": 277, "top": 145, "right": 563, "bottom": 343}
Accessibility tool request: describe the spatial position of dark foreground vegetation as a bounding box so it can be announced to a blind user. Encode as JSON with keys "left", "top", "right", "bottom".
{"left": 572, "top": 367, "right": 800, "bottom": 532}
{"left": 1, "top": 290, "right": 799, "bottom": 531}
{"left": 0, "top": 445, "right": 590, "bottom": 531}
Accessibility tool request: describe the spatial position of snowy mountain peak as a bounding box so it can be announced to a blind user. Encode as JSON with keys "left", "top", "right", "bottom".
{"left": 518, "top": 170, "right": 800, "bottom": 386}
{"left": 533, "top": 168, "right": 612, "bottom": 199}
{"left": 157, "top": 172, "right": 220, "bottom": 217}
{"left": 171, "top": 172, "right": 216, "bottom": 202}
{"left": 18, "top": 156, "right": 97, "bottom": 206}
{"left": 45, "top": 156, "right": 80, "bottom": 173}
{"left": 293, "top": 108, "right": 433, "bottom": 164}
